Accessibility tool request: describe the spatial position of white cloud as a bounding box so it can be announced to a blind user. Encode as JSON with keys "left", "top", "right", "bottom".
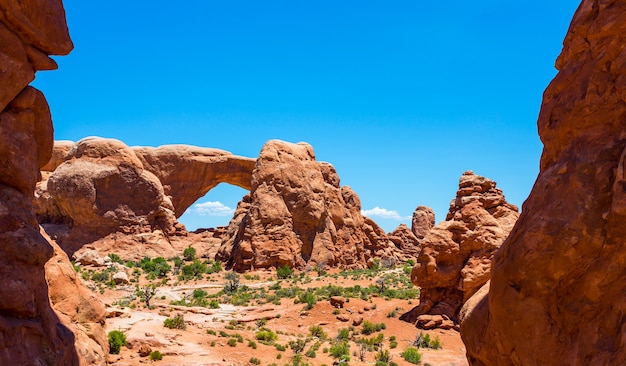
{"left": 361, "top": 206, "right": 409, "bottom": 220}
{"left": 192, "top": 201, "right": 235, "bottom": 217}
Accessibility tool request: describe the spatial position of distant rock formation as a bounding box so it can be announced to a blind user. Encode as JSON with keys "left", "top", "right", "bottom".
{"left": 401, "top": 171, "right": 518, "bottom": 329}
{"left": 461, "top": 2, "right": 626, "bottom": 365}
{"left": 388, "top": 224, "right": 420, "bottom": 258}
{"left": 217, "top": 140, "right": 403, "bottom": 270}
{"left": 411, "top": 206, "right": 435, "bottom": 239}
{"left": 36, "top": 138, "right": 255, "bottom": 255}
{"left": 0, "top": 1, "right": 106, "bottom": 364}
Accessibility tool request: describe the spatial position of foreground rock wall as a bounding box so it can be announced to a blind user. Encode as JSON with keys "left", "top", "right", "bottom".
{"left": 401, "top": 171, "right": 518, "bottom": 329}
{"left": 0, "top": 1, "right": 107, "bottom": 364}
{"left": 217, "top": 140, "right": 404, "bottom": 270}
{"left": 461, "top": 1, "right": 626, "bottom": 365}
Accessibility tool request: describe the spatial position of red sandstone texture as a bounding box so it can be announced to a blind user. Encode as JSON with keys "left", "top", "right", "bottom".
{"left": 35, "top": 138, "right": 255, "bottom": 255}
{"left": 0, "top": 1, "right": 107, "bottom": 364}
{"left": 217, "top": 140, "right": 404, "bottom": 270}
{"left": 461, "top": 1, "right": 626, "bottom": 365}
{"left": 401, "top": 171, "right": 518, "bottom": 329}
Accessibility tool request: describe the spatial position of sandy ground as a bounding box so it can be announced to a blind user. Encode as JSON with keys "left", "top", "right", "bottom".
{"left": 88, "top": 266, "right": 467, "bottom": 366}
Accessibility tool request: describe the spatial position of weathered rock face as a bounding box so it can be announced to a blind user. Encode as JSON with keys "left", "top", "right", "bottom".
{"left": 400, "top": 171, "right": 518, "bottom": 328}
{"left": 45, "top": 232, "right": 108, "bottom": 365}
{"left": 411, "top": 205, "right": 435, "bottom": 239}
{"left": 388, "top": 224, "right": 421, "bottom": 258}
{"left": 0, "top": 1, "right": 104, "bottom": 364}
{"left": 461, "top": 2, "right": 626, "bottom": 365}
{"left": 217, "top": 140, "right": 402, "bottom": 270}
{"left": 39, "top": 137, "right": 179, "bottom": 253}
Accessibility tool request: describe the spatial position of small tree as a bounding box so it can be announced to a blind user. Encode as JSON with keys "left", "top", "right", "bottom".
{"left": 183, "top": 246, "right": 196, "bottom": 261}
{"left": 136, "top": 284, "right": 157, "bottom": 307}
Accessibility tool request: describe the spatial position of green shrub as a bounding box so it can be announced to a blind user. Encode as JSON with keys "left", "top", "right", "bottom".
{"left": 336, "top": 328, "right": 351, "bottom": 341}
{"left": 277, "top": 265, "right": 294, "bottom": 279}
{"left": 206, "top": 329, "right": 216, "bottom": 335}
{"left": 415, "top": 331, "right": 442, "bottom": 349}
{"left": 183, "top": 246, "right": 196, "bottom": 261}
{"left": 163, "top": 314, "right": 186, "bottom": 330}
{"left": 224, "top": 271, "right": 240, "bottom": 293}
{"left": 401, "top": 347, "right": 422, "bottom": 364}
{"left": 227, "top": 338, "right": 237, "bottom": 347}
{"left": 108, "top": 253, "right": 123, "bottom": 264}
{"left": 180, "top": 260, "right": 207, "bottom": 280}
{"left": 256, "top": 329, "right": 278, "bottom": 343}
{"left": 149, "top": 350, "right": 163, "bottom": 361}
{"left": 362, "top": 321, "right": 386, "bottom": 335}
{"left": 297, "top": 291, "right": 317, "bottom": 310}
{"left": 107, "top": 330, "right": 126, "bottom": 354}
{"left": 329, "top": 340, "right": 350, "bottom": 359}
{"left": 305, "top": 349, "right": 316, "bottom": 358}
{"left": 208, "top": 299, "right": 220, "bottom": 309}
{"left": 248, "top": 340, "right": 257, "bottom": 349}
{"left": 249, "top": 357, "right": 261, "bottom": 365}
{"left": 375, "top": 349, "right": 391, "bottom": 362}
{"left": 309, "top": 325, "right": 326, "bottom": 339}
{"left": 275, "top": 343, "right": 286, "bottom": 351}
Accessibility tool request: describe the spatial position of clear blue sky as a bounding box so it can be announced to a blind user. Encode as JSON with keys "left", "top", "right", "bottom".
{"left": 33, "top": 1, "right": 581, "bottom": 232}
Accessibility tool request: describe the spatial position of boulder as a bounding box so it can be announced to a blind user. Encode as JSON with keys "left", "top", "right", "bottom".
{"left": 216, "top": 140, "right": 403, "bottom": 270}
{"left": 401, "top": 171, "right": 518, "bottom": 326}
{"left": 330, "top": 296, "right": 346, "bottom": 308}
{"left": 112, "top": 271, "right": 129, "bottom": 285}
{"left": 461, "top": 2, "right": 626, "bottom": 365}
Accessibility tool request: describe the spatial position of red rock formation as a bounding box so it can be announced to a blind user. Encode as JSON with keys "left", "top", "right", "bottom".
{"left": 36, "top": 138, "right": 255, "bottom": 256}
{"left": 388, "top": 224, "right": 420, "bottom": 258}
{"left": 0, "top": 1, "right": 106, "bottom": 364}
{"left": 217, "top": 140, "right": 402, "bottom": 270}
{"left": 401, "top": 171, "right": 518, "bottom": 329}
{"left": 40, "top": 137, "right": 179, "bottom": 253}
{"left": 461, "top": 2, "right": 626, "bottom": 364}
{"left": 45, "top": 232, "right": 108, "bottom": 364}
{"left": 134, "top": 144, "right": 255, "bottom": 217}
{"left": 411, "top": 205, "right": 435, "bottom": 239}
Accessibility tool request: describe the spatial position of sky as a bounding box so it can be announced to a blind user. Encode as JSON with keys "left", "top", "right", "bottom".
{"left": 33, "top": 1, "right": 581, "bottom": 232}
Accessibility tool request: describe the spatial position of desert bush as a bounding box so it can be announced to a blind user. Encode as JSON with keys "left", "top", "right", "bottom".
{"left": 362, "top": 321, "right": 386, "bottom": 335}
{"left": 183, "top": 246, "right": 196, "bottom": 261}
{"left": 149, "top": 350, "right": 163, "bottom": 361}
{"left": 107, "top": 330, "right": 126, "bottom": 354}
{"left": 415, "top": 331, "right": 442, "bottom": 349}
{"left": 227, "top": 338, "right": 237, "bottom": 347}
{"left": 375, "top": 349, "right": 391, "bottom": 362}
{"left": 309, "top": 325, "right": 326, "bottom": 339}
{"left": 277, "top": 264, "right": 294, "bottom": 279}
{"left": 163, "top": 314, "right": 186, "bottom": 330}
{"left": 108, "top": 253, "right": 124, "bottom": 264}
{"left": 297, "top": 290, "right": 317, "bottom": 310}
{"left": 256, "top": 329, "right": 278, "bottom": 343}
{"left": 401, "top": 347, "right": 422, "bottom": 364}
{"left": 224, "top": 271, "right": 240, "bottom": 293}
{"left": 249, "top": 357, "right": 261, "bottom": 365}
{"left": 329, "top": 340, "right": 350, "bottom": 359}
